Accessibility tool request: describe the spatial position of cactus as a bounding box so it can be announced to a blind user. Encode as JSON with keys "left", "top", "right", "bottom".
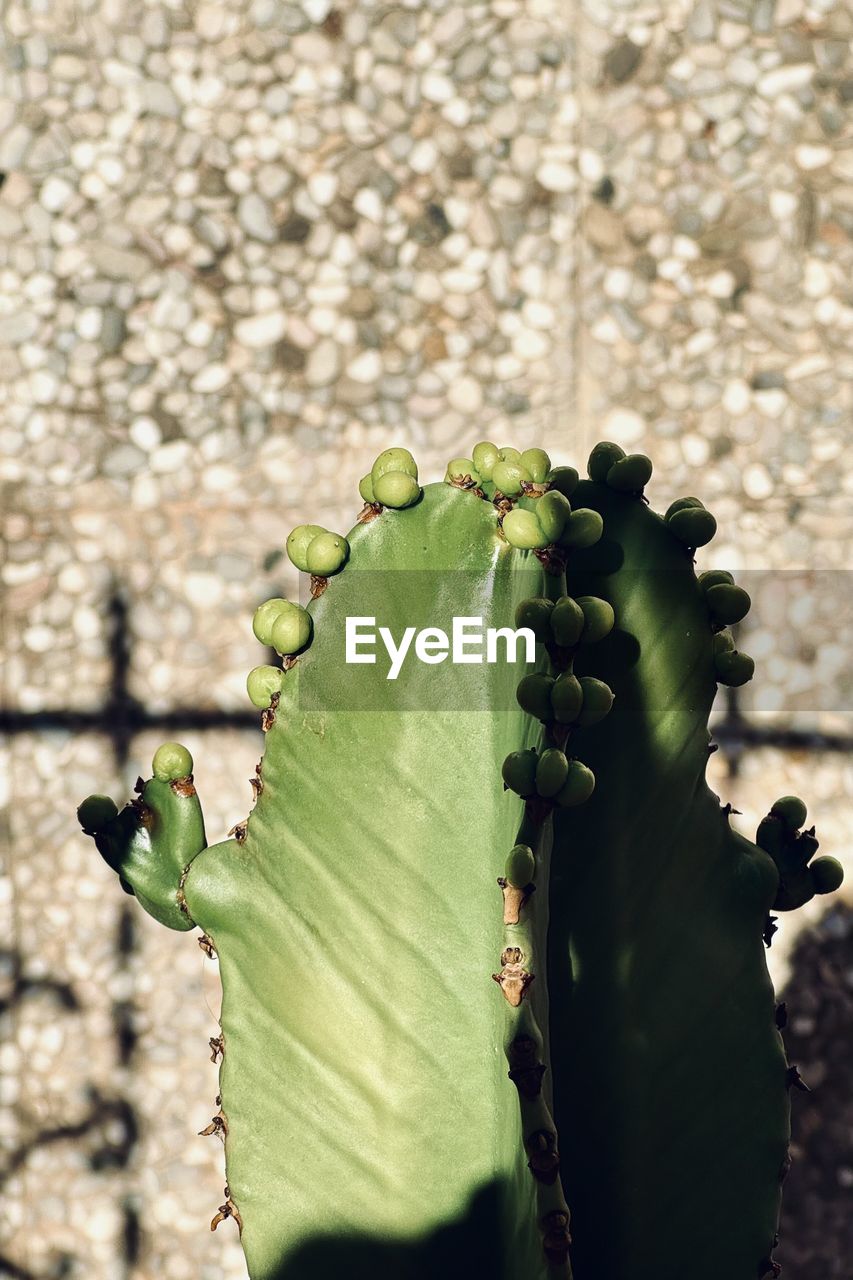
{"left": 78, "top": 442, "right": 843, "bottom": 1280}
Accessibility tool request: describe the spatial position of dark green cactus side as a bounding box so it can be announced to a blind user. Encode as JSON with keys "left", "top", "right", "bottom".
{"left": 78, "top": 442, "right": 843, "bottom": 1280}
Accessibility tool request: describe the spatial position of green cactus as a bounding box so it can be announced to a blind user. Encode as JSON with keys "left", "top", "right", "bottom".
{"left": 78, "top": 441, "right": 843, "bottom": 1280}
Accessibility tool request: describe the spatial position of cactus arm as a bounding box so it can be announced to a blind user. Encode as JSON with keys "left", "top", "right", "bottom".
{"left": 182, "top": 483, "right": 561, "bottom": 1279}
{"left": 80, "top": 771, "right": 206, "bottom": 932}
{"left": 550, "top": 479, "right": 789, "bottom": 1280}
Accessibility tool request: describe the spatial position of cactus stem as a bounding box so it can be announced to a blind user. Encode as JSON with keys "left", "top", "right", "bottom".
{"left": 209, "top": 1035, "right": 224, "bottom": 1063}
{"left": 497, "top": 877, "right": 535, "bottom": 925}
{"left": 198, "top": 934, "right": 217, "bottom": 959}
{"left": 210, "top": 1188, "right": 242, "bottom": 1235}
{"left": 534, "top": 546, "right": 569, "bottom": 575}
{"left": 492, "top": 947, "right": 534, "bottom": 1006}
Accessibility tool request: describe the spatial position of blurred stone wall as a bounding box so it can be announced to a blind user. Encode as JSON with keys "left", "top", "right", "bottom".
{"left": 2, "top": 0, "right": 852, "bottom": 1276}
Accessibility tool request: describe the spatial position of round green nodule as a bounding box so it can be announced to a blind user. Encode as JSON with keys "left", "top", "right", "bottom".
{"left": 370, "top": 447, "right": 418, "bottom": 485}
{"left": 555, "top": 759, "right": 596, "bottom": 807}
{"left": 472, "top": 441, "right": 500, "bottom": 480}
{"left": 519, "top": 448, "right": 551, "bottom": 484}
{"left": 770, "top": 795, "right": 808, "bottom": 832}
{"left": 550, "top": 596, "right": 585, "bottom": 648}
{"left": 712, "top": 629, "right": 736, "bottom": 656}
{"left": 359, "top": 474, "right": 375, "bottom": 504}
{"left": 246, "top": 664, "right": 284, "bottom": 709}
{"left": 536, "top": 489, "right": 571, "bottom": 543}
{"left": 306, "top": 531, "right": 349, "bottom": 576}
{"left": 536, "top": 747, "right": 569, "bottom": 798}
{"left": 667, "top": 506, "right": 718, "bottom": 548}
{"left": 577, "top": 595, "right": 615, "bottom": 644}
{"left": 502, "top": 508, "right": 548, "bottom": 550}
{"left": 811, "top": 856, "right": 844, "bottom": 895}
{"left": 493, "top": 460, "right": 532, "bottom": 497}
{"left": 516, "top": 673, "right": 555, "bottom": 722}
{"left": 587, "top": 440, "right": 626, "bottom": 482}
{"left": 576, "top": 677, "right": 614, "bottom": 726}
{"left": 706, "top": 583, "right": 751, "bottom": 625}
{"left": 606, "top": 453, "right": 653, "bottom": 493}
{"left": 697, "top": 569, "right": 734, "bottom": 591}
{"left": 252, "top": 598, "right": 292, "bottom": 647}
{"left": 505, "top": 843, "right": 536, "bottom": 889}
{"left": 374, "top": 471, "right": 421, "bottom": 509}
{"left": 665, "top": 496, "right": 705, "bottom": 521}
{"left": 546, "top": 466, "right": 580, "bottom": 498}
{"left": 551, "top": 672, "right": 583, "bottom": 724}
{"left": 152, "top": 741, "right": 194, "bottom": 782}
{"left": 515, "top": 597, "right": 554, "bottom": 642}
{"left": 77, "top": 793, "right": 119, "bottom": 831}
{"left": 270, "top": 604, "right": 312, "bottom": 656}
{"left": 499, "top": 446, "right": 521, "bottom": 463}
{"left": 715, "top": 649, "right": 754, "bottom": 687}
{"left": 444, "top": 457, "right": 481, "bottom": 486}
{"left": 502, "top": 749, "right": 538, "bottom": 797}
{"left": 286, "top": 523, "right": 327, "bottom": 572}
{"left": 558, "top": 507, "right": 604, "bottom": 549}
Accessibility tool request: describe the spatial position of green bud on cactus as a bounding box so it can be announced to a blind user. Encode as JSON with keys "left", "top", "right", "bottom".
{"left": 756, "top": 815, "right": 786, "bottom": 858}
{"left": 536, "top": 490, "right": 571, "bottom": 543}
{"left": 359, "top": 474, "right": 375, "bottom": 503}
{"left": 519, "top": 448, "right": 551, "bottom": 484}
{"left": 712, "top": 629, "right": 736, "bottom": 656}
{"left": 546, "top": 466, "right": 579, "bottom": 498}
{"left": 665, "top": 496, "right": 705, "bottom": 521}
{"left": 576, "top": 676, "right": 614, "bottom": 727}
{"left": 810, "top": 856, "right": 844, "bottom": 895}
{"left": 472, "top": 441, "right": 500, "bottom": 480}
{"left": 577, "top": 596, "right": 615, "bottom": 644}
{"left": 286, "top": 524, "right": 326, "bottom": 572}
{"left": 493, "top": 460, "right": 532, "bottom": 497}
{"left": 246, "top": 664, "right": 284, "bottom": 709}
{"left": 606, "top": 453, "right": 653, "bottom": 493}
{"left": 667, "top": 506, "right": 718, "bottom": 548}
{"left": 697, "top": 569, "right": 734, "bottom": 591}
{"left": 505, "top": 844, "right": 536, "bottom": 888}
{"left": 550, "top": 596, "right": 585, "bottom": 648}
{"left": 445, "top": 457, "right": 481, "bottom": 486}
{"left": 370, "top": 447, "right": 418, "bottom": 485}
{"left": 77, "top": 794, "right": 119, "bottom": 832}
{"left": 373, "top": 471, "right": 421, "bottom": 509}
{"left": 270, "top": 603, "right": 312, "bottom": 656}
{"left": 516, "top": 673, "right": 556, "bottom": 722}
{"left": 152, "top": 742, "right": 194, "bottom": 782}
{"left": 253, "top": 598, "right": 291, "bottom": 646}
{"left": 558, "top": 507, "right": 604, "bottom": 549}
{"left": 770, "top": 795, "right": 808, "bottom": 831}
{"left": 514, "top": 597, "right": 554, "bottom": 642}
{"left": 587, "top": 440, "right": 626, "bottom": 481}
{"left": 306, "top": 531, "right": 349, "bottom": 576}
{"left": 536, "top": 748, "right": 570, "bottom": 798}
{"left": 714, "top": 649, "right": 755, "bottom": 687}
{"left": 555, "top": 758, "right": 596, "bottom": 807}
{"left": 502, "top": 749, "right": 538, "bottom": 797}
{"left": 551, "top": 672, "right": 584, "bottom": 724}
{"left": 705, "top": 583, "right": 751, "bottom": 626}
{"left": 499, "top": 446, "right": 521, "bottom": 463}
{"left": 502, "top": 508, "right": 548, "bottom": 550}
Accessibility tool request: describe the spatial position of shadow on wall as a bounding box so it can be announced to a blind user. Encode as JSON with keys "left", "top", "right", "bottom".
{"left": 267, "top": 1181, "right": 511, "bottom": 1280}
{"left": 778, "top": 903, "right": 853, "bottom": 1279}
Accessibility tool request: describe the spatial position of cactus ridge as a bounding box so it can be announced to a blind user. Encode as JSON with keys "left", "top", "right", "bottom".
{"left": 77, "top": 441, "right": 844, "bottom": 1280}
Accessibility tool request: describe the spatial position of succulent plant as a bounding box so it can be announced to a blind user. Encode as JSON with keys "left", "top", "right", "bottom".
{"left": 78, "top": 441, "right": 843, "bottom": 1280}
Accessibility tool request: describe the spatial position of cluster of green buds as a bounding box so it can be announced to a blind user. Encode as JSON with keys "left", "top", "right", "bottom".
{"left": 757, "top": 795, "right": 844, "bottom": 910}
{"left": 587, "top": 440, "right": 653, "bottom": 493}
{"left": 246, "top": 598, "right": 313, "bottom": 708}
{"left": 286, "top": 523, "right": 349, "bottom": 577}
{"left": 502, "top": 746, "right": 596, "bottom": 808}
{"left": 359, "top": 447, "right": 421, "bottom": 509}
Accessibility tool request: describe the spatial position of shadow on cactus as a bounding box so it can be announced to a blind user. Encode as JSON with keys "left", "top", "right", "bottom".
{"left": 78, "top": 442, "right": 844, "bottom": 1280}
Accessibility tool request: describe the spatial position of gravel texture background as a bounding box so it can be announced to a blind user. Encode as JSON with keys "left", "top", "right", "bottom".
{"left": 2, "top": 0, "right": 852, "bottom": 1275}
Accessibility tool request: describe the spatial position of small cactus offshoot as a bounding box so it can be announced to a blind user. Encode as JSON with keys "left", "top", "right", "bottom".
{"left": 77, "top": 439, "right": 844, "bottom": 1280}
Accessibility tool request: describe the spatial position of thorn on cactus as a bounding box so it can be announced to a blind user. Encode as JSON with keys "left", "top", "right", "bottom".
{"left": 525, "top": 1129, "right": 561, "bottom": 1184}
{"left": 785, "top": 1064, "right": 809, "bottom": 1092}
{"left": 210, "top": 1188, "right": 242, "bottom": 1235}
{"left": 497, "top": 877, "right": 534, "bottom": 925}
{"left": 507, "top": 1034, "right": 546, "bottom": 1099}
{"left": 492, "top": 947, "right": 534, "bottom": 1006}
{"left": 209, "top": 1035, "right": 224, "bottom": 1063}
{"left": 198, "top": 934, "right": 217, "bottom": 959}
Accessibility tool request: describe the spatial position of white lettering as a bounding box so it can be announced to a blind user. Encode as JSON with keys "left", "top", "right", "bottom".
{"left": 453, "top": 616, "right": 484, "bottom": 664}
{"left": 346, "top": 617, "right": 377, "bottom": 663}
{"left": 379, "top": 626, "right": 416, "bottom": 681}
{"left": 486, "top": 626, "right": 536, "bottom": 665}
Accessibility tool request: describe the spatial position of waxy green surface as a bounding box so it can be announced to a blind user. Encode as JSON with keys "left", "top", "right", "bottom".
{"left": 184, "top": 485, "right": 554, "bottom": 1279}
